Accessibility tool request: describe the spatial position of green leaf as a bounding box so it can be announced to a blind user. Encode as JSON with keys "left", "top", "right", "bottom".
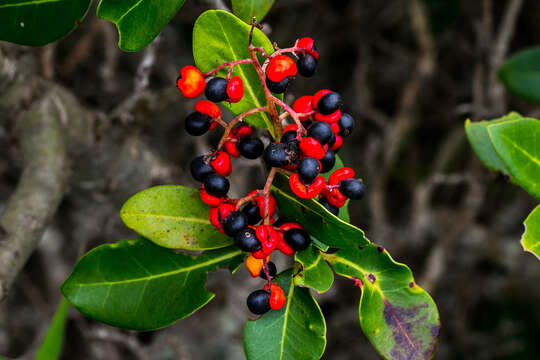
{"left": 97, "top": 0, "right": 186, "bottom": 52}
{"left": 0, "top": 0, "right": 91, "bottom": 46}
{"left": 271, "top": 173, "right": 368, "bottom": 248}
{"left": 522, "top": 205, "right": 540, "bottom": 260}
{"left": 322, "top": 154, "right": 350, "bottom": 222}
{"left": 193, "top": 10, "right": 276, "bottom": 134}
{"left": 324, "top": 244, "right": 440, "bottom": 360}
{"left": 231, "top": 0, "right": 275, "bottom": 24}
{"left": 488, "top": 117, "right": 540, "bottom": 200}
{"left": 243, "top": 270, "right": 326, "bottom": 360}
{"left": 62, "top": 238, "right": 244, "bottom": 331}
{"left": 499, "top": 46, "right": 540, "bottom": 103}
{"left": 35, "top": 298, "right": 70, "bottom": 360}
{"left": 120, "top": 185, "right": 232, "bottom": 250}
{"left": 294, "top": 244, "right": 333, "bottom": 293}
{"left": 465, "top": 113, "right": 522, "bottom": 173}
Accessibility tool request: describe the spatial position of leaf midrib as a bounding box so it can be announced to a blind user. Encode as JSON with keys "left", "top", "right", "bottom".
{"left": 279, "top": 278, "right": 295, "bottom": 360}
{"left": 0, "top": 0, "right": 62, "bottom": 9}
{"left": 121, "top": 211, "right": 211, "bottom": 225}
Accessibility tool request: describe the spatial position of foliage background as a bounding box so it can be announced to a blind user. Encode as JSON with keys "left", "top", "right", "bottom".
{"left": 1, "top": 0, "right": 540, "bottom": 358}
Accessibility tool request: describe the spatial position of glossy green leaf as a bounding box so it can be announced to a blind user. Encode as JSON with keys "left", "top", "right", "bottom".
{"left": 62, "top": 238, "right": 244, "bottom": 331}
{"left": 120, "top": 185, "right": 232, "bottom": 250}
{"left": 35, "top": 298, "right": 70, "bottom": 360}
{"left": 97, "top": 0, "right": 186, "bottom": 52}
{"left": 193, "top": 10, "right": 276, "bottom": 134}
{"left": 271, "top": 173, "right": 367, "bottom": 248}
{"left": 324, "top": 244, "right": 440, "bottom": 360}
{"left": 465, "top": 113, "right": 521, "bottom": 173}
{"left": 488, "top": 118, "right": 540, "bottom": 200}
{"left": 522, "top": 205, "right": 540, "bottom": 260}
{"left": 243, "top": 270, "right": 326, "bottom": 360}
{"left": 0, "top": 0, "right": 91, "bottom": 46}
{"left": 499, "top": 46, "right": 540, "bottom": 103}
{"left": 231, "top": 0, "right": 275, "bottom": 24}
{"left": 294, "top": 245, "right": 333, "bottom": 293}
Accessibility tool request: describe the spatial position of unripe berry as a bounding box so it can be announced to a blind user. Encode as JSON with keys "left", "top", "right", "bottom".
{"left": 263, "top": 142, "right": 289, "bottom": 167}
{"left": 284, "top": 228, "right": 311, "bottom": 251}
{"left": 226, "top": 76, "right": 244, "bottom": 103}
{"left": 266, "top": 76, "right": 289, "bottom": 94}
{"left": 177, "top": 66, "right": 205, "bottom": 98}
{"left": 190, "top": 156, "right": 214, "bottom": 182}
{"left": 259, "top": 261, "right": 277, "bottom": 280}
{"left": 205, "top": 77, "right": 228, "bottom": 102}
{"left": 266, "top": 55, "right": 297, "bottom": 82}
{"left": 247, "top": 289, "right": 270, "bottom": 315}
{"left": 238, "top": 137, "right": 264, "bottom": 159}
{"left": 203, "top": 173, "right": 230, "bottom": 197}
{"left": 307, "top": 121, "right": 333, "bottom": 145}
{"left": 317, "top": 92, "right": 342, "bottom": 115}
{"left": 320, "top": 150, "right": 336, "bottom": 173}
{"left": 297, "top": 54, "right": 317, "bottom": 77}
{"left": 185, "top": 112, "right": 212, "bottom": 136}
{"left": 340, "top": 178, "right": 365, "bottom": 200}
{"left": 338, "top": 113, "right": 355, "bottom": 137}
{"left": 222, "top": 211, "right": 248, "bottom": 237}
{"left": 236, "top": 228, "right": 262, "bottom": 252}
{"left": 298, "top": 157, "right": 321, "bottom": 185}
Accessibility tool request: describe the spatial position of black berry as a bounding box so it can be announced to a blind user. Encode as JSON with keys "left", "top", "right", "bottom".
{"left": 318, "top": 196, "right": 339, "bottom": 216}
{"left": 259, "top": 261, "right": 277, "bottom": 280}
{"left": 284, "top": 228, "right": 311, "bottom": 251}
{"left": 190, "top": 156, "right": 214, "bottom": 182}
{"left": 320, "top": 150, "right": 336, "bottom": 173}
{"left": 263, "top": 142, "right": 289, "bottom": 167}
{"left": 266, "top": 76, "right": 289, "bottom": 94}
{"left": 205, "top": 77, "right": 228, "bottom": 102}
{"left": 317, "top": 92, "right": 342, "bottom": 115}
{"left": 203, "top": 173, "right": 230, "bottom": 197}
{"left": 298, "top": 157, "right": 320, "bottom": 185}
{"left": 247, "top": 289, "right": 270, "bottom": 315}
{"left": 222, "top": 211, "right": 248, "bottom": 237}
{"left": 307, "top": 121, "right": 333, "bottom": 145}
{"left": 185, "top": 112, "right": 211, "bottom": 136}
{"left": 297, "top": 53, "right": 317, "bottom": 77}
{"left": 281, "top": 130, "right": 297, "bottom": 144}
{"left": 242, "top": 203, "right": 262, "bottom": 225}
{"left": 235, "top": 228, "right": 261, "bottom": 252}
{"left": 338, "top": 113, "right": 354, "bottom": 137}
{"left": 340, "top": 179, "right": 365, "bottom": 200}
{"left": 238, "top": 137, "right": 264, "bottom": 159}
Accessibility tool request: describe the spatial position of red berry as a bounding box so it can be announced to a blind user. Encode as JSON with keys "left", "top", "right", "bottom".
{"left": 252, "top": 249, "right": 268, "bottom": 259}
{"left": 330, "top": 135, "right": 343, "bottom": 151}
{"left": 292, "top": 96, "right": 314, "bottom": 121}
{"left": 226, "top": 76, "right": 244, "bottom": 103}
{"left": 256, "top": 225, "right": 278, "bottom": 255}
{"left": 322, "top": 188, "right": 347, "bottom": 208}
{"left": 283, "top": 124, "right": 299, "bottom": 133}
{"left": 177, "top": 66, "right": 206, "bottom": 98}
{"left": 279, "top": 222, "right": 304, "bottom": 232}
{"left": 200, "top": 187, "right": 222, "bottom": 207}
{"left": 277, "top": 237, "right": 295, "bottom": 256}
{"left": 269, "top": 285, "right": 286, "bottom": 310}
{"left": 233, "top": 125, "right": 254, "bottom": 138}
{"left": 315, "top": 109, "right": 342, "bottom": 123}
{"left": 299, "top": 137, "right": 326, "bottom": 159}
{"left": 330, "top": 122, "right": 340, "bottom": 134}
{"left": 248, "top": 191, "right": 276, "bottom": 218}
{"left": 313, "top": 89, "right": 332, "bottom": 110}
{"left": 329, "top": 167, "right": 355, "bottom": 185}
{"left": 209, "top": 203, "right": 235, "bottom": 232}
{"left": 210, "top": 151, "right": 232, "bottom": 177}
{"left": 195, "top": 100, "right": 221, "bottom": 119}
{"left": 267, "top": 55, "right": 297, "bottom": 82}
{"left": 296, "top": 37, "right": 319, "bottom": 59}
{"left": 289, "top": 174, "right": 325, "bottom": 199}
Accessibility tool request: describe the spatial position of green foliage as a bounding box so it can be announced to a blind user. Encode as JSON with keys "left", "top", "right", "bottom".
{"left": 97, "top": 0, "right": 186, "bottom": 52}
{"left": 0, "top": 0, "right": 91, "bottom": 46}
{"left": 232, "top": 0, "right": 275, "bottom": 24}
{"left": 294, "top": 244, "right": 334, "bottom": 293}
{"left": 522, "top": 205, "right": 540, "bottom": 260}
{"left": 120, "top": 185, "right": 233, "bottom": 250}
{"left": 62, "top": 238, "right": 244, "bottom": 331}
{"left": 499, "top": 46, "right": 540, "bottom": 103}
{"left": 271, "top": 173, "right": 367, "bottom": 248}
{"left": 243, "top": 270, "right": 326, "bottom": 360}
{"left": 324, "top": 245, "right": 440, "bottom": 360}
{"left": 193, "top": 10, "right": 277, "bottom": 134}
{"left": 34, "top": 298, "right": 70, "bottom": 360}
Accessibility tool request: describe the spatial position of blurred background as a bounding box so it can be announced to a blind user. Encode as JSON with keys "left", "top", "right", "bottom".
{"left": 1, "top": 0, "right": 540, "bottom": 359}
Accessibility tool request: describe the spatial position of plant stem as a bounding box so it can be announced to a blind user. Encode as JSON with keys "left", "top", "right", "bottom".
{"left": 217, "top": 106, "right": 266, "bottom": 149}
{"left": 203, "top": 59, "right": 254, "bottom": 77}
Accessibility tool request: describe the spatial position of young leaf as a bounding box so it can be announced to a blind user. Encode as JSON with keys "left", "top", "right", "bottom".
{"left": 97, "top": 0, "right": 186, "bottom": 52}
{"left": 499, "top": 46, "right": 540, "bottom": 103}
{"left": 323, "top": 244, "right": 440, "bottom": 360}
{"left": 271, "top": 173, "right": 368, "bottom": 248}
{"left": 465, "top": 112, "right": 521, "bottom": 173}
{"left": 0, "top": 0, "right": 91, "bottom": 46}
{"left": 522, "top": 205, "right": 540, "bottom": 260}
{"left": 488, "top": 117, "right": 540, "bottom": 200}
{"left": 35, "top": 298, "right": 70, "bottom": 360}
{"left": 193, "top": 10, "right": 277, "bottom": 134}
{"left": 120, "top": 185, "right": 233, "bottom": 250}
{"left": 62, "top": 238, "right": 244, "bottom": 331}
{"left": 294, "top": 244, "right": 334, "bottom": 293}
{"left": 243, "top": 270, "right": 326, "bottom": 360}
{"left": 231, "top": 0, "right": 275, "bottom": 24}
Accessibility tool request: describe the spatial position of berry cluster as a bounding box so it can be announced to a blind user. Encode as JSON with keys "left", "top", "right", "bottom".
{"left": 176, "top": 22, "right": 364, "bottom": 315}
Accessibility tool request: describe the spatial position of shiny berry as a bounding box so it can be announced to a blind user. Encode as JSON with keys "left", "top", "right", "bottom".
{"left": 190, "top": 156, "right": 214, "bottom": 182}
{"left": 205, "top": 77, "right": 228, "bottom": 102}
{"left": 266, "top": 76, "right": 289, "bottom": 94}
{"left": 318, "top": 196, "right": 339, "bottom": 216}
{"left": 297, "top": 37, "right": 315, "bottom": 51}
{"left": 259, "top": 261, "right": 277, "bottom": 280}
{"left": 247, "top": 290, "right": 270, "bottom": 315}
{"left": 313, "top": 89, "right": 332, "bottom": 109}
{"left": 297, "top": 53, "right": 317, "bottom": 77}
{"left": 177, "top": 66, "right": 205, "bottom": 98}
{"left": 264, "top": 142, "right": 289, "bottom": 167}
{"left": 223, "top": 211, "right": 247, "bottom": 237}
{"left": 329, "top": 167, "right": 355, "bottom": 185}
{"left": 203, "top": 173, "right": 229, "bottom": 197}
{"left": 317, "top": 92, "right": 342, "bottom": 115}
{"left": 298, "top": 157, "right": 321, "bottom": 185}
{"left": 338, "top": 113, "right": 354, "bottom": 137}
{"left": 195, "top": 100, "right": 221, "bottom": 119}
{"left": 340, "top": 179, "right": 365, "bottom": 200}
{"left": 281, "top": 130, "right": 297, "bottom": 144}
{"left": 269, "top": 285, "right": 286, "bottom": 310}
{"left": 238, "top": 137, "right": 264, "bottom": 159}
{"left": 226, "top": 76, "right": 244, "bottom": 103}
{"left": 242, "top": 203, "right": 262, "bottom": 225}
{"left": 210, "top": 151, "right": 232, "bottom": 177}
{"left": 307, "top": 121, "right": 333, "bottom": 145}
{"left": 266, "top": 55, "right": 297, "bottom": 82}
{"left": 320, "top": 150, "right": 336, "bottom": 173}
{"left": 185, "top": 112, "right": 211, "bottom": 136}
{"left": 284, "top": 228, "right": 311, "bottom": 251}
{"left": 292, "top": 96, "right": 314, "bottom": 121}
{"left": 236, "top": 228, "right": 262, "bottom": 252}
{"left": 299, "top": 137, "right": 326, "bottom": 159}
